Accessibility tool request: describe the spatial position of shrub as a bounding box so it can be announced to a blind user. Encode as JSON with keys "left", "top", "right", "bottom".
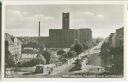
{"left": 18, "top": 59, "right": 39, "bottom": 67}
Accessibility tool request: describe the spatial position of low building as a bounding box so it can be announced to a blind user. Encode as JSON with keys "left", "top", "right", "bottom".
{"left": 21, "top": 49, "right": 38, "bottom": 63}
{"left": 21, "top": 43, "right": 38, "bottom": 63}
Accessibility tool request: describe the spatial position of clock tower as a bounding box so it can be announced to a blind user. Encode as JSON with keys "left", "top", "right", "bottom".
{"left": 62, "top": 12, "right": 70, "bottom": 29}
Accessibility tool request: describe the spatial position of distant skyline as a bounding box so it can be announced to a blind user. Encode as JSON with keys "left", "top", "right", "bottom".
{"left": 5, "top": 5, "right": 123, "bottom": 38}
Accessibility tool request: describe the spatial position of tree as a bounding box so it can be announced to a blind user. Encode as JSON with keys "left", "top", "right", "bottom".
{"left": 5, "top": 51, "right": 15, "bottom": 67}
{"left": 69, "top": 59, "right": 81, "bottom": 72}
{"left": 59, "top": 51, "right": 77, "bottom": 63}
{"left": 18, "top": 59, "right": 40, "bottom": 67}
{"left": 100, "top": 41, "right": 123, "bottom": 75}
{"left": 41, "top": 50, "right": 51, "bottom": 64}
{"left": 100, "top": 42, "right": 111, "bottom": 67}
{"left": 64, "top": 51, "right": 77, "bottom": 59}
{"left": 82, "top": 43, "right": 89, "bottom": 52}
{"left": 70, "top": 43, "right": 83, "bottom": 55}
{"left": 83, "top": 43, "right": 88, "bottom": 50}
{"left": 92, "top": 38, "right": 103, "bottom": 46}
{"left": 37, "top": 53, "right": 46, "bottom": 64}
{"left": 95, "top": 38, "right": 103, "bottom": 44}
{"left": 58, "top": 56, "right": 67, "bottom": 64}
{"left": 57, "top": 50, "right": 66, "bottom": 56}
{"left": 109, "top": 47, "right": 123, "bottom": 75}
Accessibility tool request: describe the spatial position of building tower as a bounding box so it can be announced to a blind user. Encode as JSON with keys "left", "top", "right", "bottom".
{"left": 62, "top": 12, "right": 70, "bottom": 29}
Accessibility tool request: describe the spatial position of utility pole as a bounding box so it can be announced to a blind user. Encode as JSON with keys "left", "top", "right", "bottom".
{"left": 38, "top": 21, "right": 41, "bottom": 53}
{"left": 39, "top": 21, "right": 41, "bottom": 38}
{"left": 78, "top": 30, "right": 80, "bottom": 44}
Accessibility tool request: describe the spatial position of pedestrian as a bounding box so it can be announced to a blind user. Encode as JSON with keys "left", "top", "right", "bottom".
{"left": 49, "top": 71, "right": 51, "bottom": 75}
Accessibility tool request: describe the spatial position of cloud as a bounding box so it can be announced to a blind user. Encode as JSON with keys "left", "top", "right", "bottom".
{"left": 6, "top": 9, "right": 55, "bottom": 26}
{"left": 5, "top": 5, "right": 123, "bottom": 38}
{"left": 8, "top": 10, "right": 23, "bottom": 17}
{"left": 6, "top": 9, "right": 56, "bottom": 36}
{"left": 33, "top": 14, "right": 54, "bottom": 21}
{"left": 71, "top": 11, "right": 105, "bottom": 29}
{"left": 33, "top": 14, "right": 45, "bottom": 21}
{"left": 73, "top": 11, "right": 104, "bottom": 20}
{"left": 83, "top": 11, "right": 95, "bottom": 17}
{"left": 96, "top": 14, "right": 104, "bottom": 20}
{"left": 45, "top": 16, "right": 54, "bottom": 20}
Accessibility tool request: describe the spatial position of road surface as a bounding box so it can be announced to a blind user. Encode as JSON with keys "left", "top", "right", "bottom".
{"left": 87, "top": 53, "right": 102, "bottom": 66}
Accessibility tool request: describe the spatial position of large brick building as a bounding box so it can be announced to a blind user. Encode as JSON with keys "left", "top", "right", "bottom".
{"left": 48, "top": 28, "right": 92, "bottom": 48}
{"left": 48, "top": 29, "right": 75, "bottom": 48}
{"left": 46, "top": 12, "right": 92, "bottom": 48}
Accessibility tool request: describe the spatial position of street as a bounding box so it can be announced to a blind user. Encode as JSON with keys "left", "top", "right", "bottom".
{"left": 87, "top": 53, "right": 102, "bottom": 66}
{"left": 11, "top": 41, "right": 104, "bottom": 78}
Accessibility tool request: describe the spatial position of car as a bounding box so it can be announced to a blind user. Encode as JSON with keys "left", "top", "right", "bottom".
{"left": 35, "top": 65, "right": 43, "bottom": 73}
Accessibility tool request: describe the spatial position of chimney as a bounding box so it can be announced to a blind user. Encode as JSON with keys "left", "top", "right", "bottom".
{"left": 38, "top": 21, "right": 40, "bottom": 37}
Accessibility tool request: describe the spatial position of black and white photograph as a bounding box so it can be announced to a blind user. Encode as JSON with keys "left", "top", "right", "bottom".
{"left": 0, "top": 2, "right": 2, "bottom": 78}
{"left": 4, "top": 4, "right": 124, "bottom": 78}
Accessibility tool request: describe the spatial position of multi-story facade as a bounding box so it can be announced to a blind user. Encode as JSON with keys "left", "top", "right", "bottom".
{"left": 79, "top": 28, "right": 92, "bottom": 43}
{"left": 108, "top": 33, "right": 114, "bottom": 48}
{"left": 115, "top": 27, "right": 124, "bottom": 47}
{"left": 5, "top": 34, "right": 39, "bottom": 63}
{"left": 5, "top": 33, "right": 22, "bottom": 63}
{"left": 48, "top": 29, "right": 75, "bottom": 48}
{"left": 109, "top": 27, "right": 124, "bottom": 48}
{"left": 48, "top": 28, "right": 92, "bottom": 48}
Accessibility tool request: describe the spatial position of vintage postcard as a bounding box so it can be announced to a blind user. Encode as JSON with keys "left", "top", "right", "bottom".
{"left": 3, "top": 2, "right": 126, "bottom": 80}
{"left": 0, "top": 1, "right": 1, "bottom": 79}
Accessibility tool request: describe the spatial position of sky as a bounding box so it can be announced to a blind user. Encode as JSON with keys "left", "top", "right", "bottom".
{"left": 5, "top": 4, "right": 124, "bottom": 38}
